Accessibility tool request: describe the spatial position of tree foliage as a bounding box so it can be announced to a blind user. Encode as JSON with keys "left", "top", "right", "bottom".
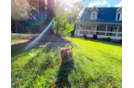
{"left": 54, "top": 0, "right": 84, "bottom": 23}
{"left": 11, "top": 0, "right": 42, "bottom": 33}
{"left": 52, "top": 14, "right": 74, "bottom": 37}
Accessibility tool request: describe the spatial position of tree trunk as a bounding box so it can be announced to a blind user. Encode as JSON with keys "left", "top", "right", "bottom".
{"left": 14, "top": 20, "right": 18, "bottom": 33}
{"left": 31, "top": 26, "right": 32, "bottom": 34}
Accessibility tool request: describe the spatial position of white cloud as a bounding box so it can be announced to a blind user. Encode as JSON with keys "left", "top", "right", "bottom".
{"left": 114, "top": 1, "right": 122, "bottom": 7}
{"left": 88, "top": 0, "right": 110, "bottom": 7}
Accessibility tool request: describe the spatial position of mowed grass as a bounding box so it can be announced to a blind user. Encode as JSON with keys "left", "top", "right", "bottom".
{"left": 11, "top": 37, "right": 122, "bottom": 88}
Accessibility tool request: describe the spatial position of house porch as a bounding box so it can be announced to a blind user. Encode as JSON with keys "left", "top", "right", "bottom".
{"left": 74, "top": 22, "right": 122, "bottom": 40}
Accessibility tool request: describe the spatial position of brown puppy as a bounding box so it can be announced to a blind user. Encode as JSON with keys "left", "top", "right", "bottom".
{"left": 59, "top": 45, "right": 74, "bottom": 64}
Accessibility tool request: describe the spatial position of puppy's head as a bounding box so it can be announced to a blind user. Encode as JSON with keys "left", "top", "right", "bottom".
{"left": 58, "top": 47, "right": 68, "bottom": 57}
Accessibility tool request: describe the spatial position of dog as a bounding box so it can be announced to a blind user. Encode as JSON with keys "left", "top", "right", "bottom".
{"left": 59, "top": 45, "right": 74, "bottom": 64}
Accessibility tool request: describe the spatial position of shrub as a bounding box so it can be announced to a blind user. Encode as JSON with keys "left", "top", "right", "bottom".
{"left": 102, "top": 37, "right": 111, "bottom": 41}
{"left": 120, "top": 38, "right": 122, "bottom": 43}
{"left": 93, "top": 34, "right": 97, "bottom": 39}
{"left": 83, "top": 34, "right": 87, "bottom": 38}
{"left": 107, "top": 37, "right": 111, "bottom": 41}
{"left": 52, "top": 14, "right": 74, "bottom": 37}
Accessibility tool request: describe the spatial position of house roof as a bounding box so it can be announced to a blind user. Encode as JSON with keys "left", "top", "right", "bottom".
{"left": 90, "top": 6, "right": 99, "bottom": 12}
{"left": 116, "top": 7, "right": 122, "bottom": 12}
{"left": 79, "top": 7, "right": 122, "bottom": 24}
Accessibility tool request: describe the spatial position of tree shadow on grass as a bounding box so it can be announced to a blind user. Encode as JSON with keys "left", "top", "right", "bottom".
{"left": 86, "top": 57, "right": 93, "bottom": 62}
{"left": 74, "top": 63, "right": 99, "bottom": 88}
{"left": 11, "top": 35, "right": 81, "bottom": 87}
{"left": 11, "top": 48, "right": 53, "bottom": 87}
{"left": 25, "top": 55, "right": 53, "bottom": 87}
{"left": 23, "top": 42, "right": 77, "bottom": 88}
{"left": 76, "top": 60, "right": 120, "bottom": 88}
{"left": 37, "top": 41, "right": 79, "bottom": 57}
{"left": 55, "top": 59, "right": 76, "bottom": 88}
{"left": 72, "top": 37, "right": 122, "bottom": 47}
{"left": 11, "top": 50, "right": 42, "bottom": 87}
{"left": 99, "top": 50, "right": 122, "bottom": 64}
{"left": 11, "top": 34, "right": 38, "bottom": 58}
{"left": 11, "top": 39, "right": 120, "bottom": 87}
{"left": 80, "top": 53, "right": 94, "bottom": 62}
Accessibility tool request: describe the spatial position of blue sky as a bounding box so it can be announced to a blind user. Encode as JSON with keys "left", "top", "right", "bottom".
{"left": 79, "top": 0, "right": 122, "bottom": 16}
{"left": 82, "top": 0, "right": 122, "bottom": 8}
{"left": 57, "top": 0, "right": 122, "bottom": 16}
{"left": 60, "top": 0, "right": 122, "bottom": 9}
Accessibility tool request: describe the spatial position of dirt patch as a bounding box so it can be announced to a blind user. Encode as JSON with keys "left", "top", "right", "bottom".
{"left": 11, "top": 34, "right": 38, "bottom": 45}
{"left": 22, "top": 34, "right": 38, "bottom": 40}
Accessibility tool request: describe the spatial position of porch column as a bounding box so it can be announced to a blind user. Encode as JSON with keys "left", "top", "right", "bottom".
{"left": 75, "top": 23, "right": 79, "bottom": 35}
{"left": 85, "top": 23, "right": 87, "bottom": 34}
{"left": 105, "top": 24, "right": 108, "bottom": 36}
{"left": 116, "top": 25, "right": 119, "bottom": 36}
{"left": 95, "top": 24, "right": 97, "bottom": 34}
{"left": 76, "top": 23, "right": 78, "bottom": 29}
{"left": 76, "top": 23, "right": 79, "bottom": 31}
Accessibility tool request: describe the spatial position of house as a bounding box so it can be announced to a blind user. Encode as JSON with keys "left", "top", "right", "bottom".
{"left": 74, "top": 6, "right": 122, "bottom": 40}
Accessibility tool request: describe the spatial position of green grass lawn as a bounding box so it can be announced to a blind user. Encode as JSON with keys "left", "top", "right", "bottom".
{"left": 11, "top": 35, "right": 31, "bottom": 57}
{"left": 11, "top": 37, "right": 122, "bottom": 88}
{"left": 11, "top": 35, "right": 38, "bottom": 57}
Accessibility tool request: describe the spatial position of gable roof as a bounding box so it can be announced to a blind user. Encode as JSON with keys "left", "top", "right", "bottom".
{"left": 116, "top": 7, "right": 122, "bottom": 12}
{"left": 79, "top": 7, "right": 122, "bottom": 24}
{"left": 90, "top": 6, "right": 99, "bottom": 12}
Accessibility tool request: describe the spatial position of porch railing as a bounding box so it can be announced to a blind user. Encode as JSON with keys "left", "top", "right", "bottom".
{"left": 75, "top": 29, "right": 122, "bottom": 37}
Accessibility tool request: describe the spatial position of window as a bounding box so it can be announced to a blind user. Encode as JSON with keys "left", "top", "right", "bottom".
{"left": 87, "top": 26, "right": 91, "bottom": 30}
{"left": 97, "top": 24, "right": 106, "bottom": 31}
{"left": 117, "top": 34, "right": 122, "bottom": 37}
{"left": 113, "top": 26, "right": 117, "bottom": 32}
{"left": 117, "top": 13, "right": 122, "bottom": 20}
{"left": 118, "top": 25, "right": 122, "bottom": 32}
{"left": 87, "top": 25, "right": 95, "bottom": 30}
{"left": 118, "top": 14, "right": 120, "bottom": 20}
{"left": 93, "top": 13, "right": 95, "bottom": 18}
{"left": 86, "top": 25, "right": 96, "bottom": 34}
{"left": 92, "top": 26, "right": 95, "bottom": 30}
{"left": 90, "top": 12, "right": 97, "bottom": 20}
{"left": 107, "top": 25, "right": 118, "bottom": 32}
{"left": 79, "top": 24, "right": 86, "bottom": 30}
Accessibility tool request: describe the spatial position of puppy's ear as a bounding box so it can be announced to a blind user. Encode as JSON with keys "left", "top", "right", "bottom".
{"left": 71, "top": 45, "right": 74, "bottom": 49}
{"left": 58, "top": 47, "right": 61, "bottom": 50}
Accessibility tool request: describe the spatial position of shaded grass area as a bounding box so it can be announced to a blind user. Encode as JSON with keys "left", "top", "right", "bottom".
{"left": 11, "top": 35, "right": 31, "bottom": 40}
{"left": 11, "top": 35, "right": 38, "bottom": 57}
{"left": 76, "top": 37, "right": 122, "bottom": 47}
{"left": 11, "top": 37, "right": 122, "bottom": 88}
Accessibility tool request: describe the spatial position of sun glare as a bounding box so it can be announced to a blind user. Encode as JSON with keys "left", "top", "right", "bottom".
{"left": 61, "top": 0, "right": 81, "bottom": 7}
